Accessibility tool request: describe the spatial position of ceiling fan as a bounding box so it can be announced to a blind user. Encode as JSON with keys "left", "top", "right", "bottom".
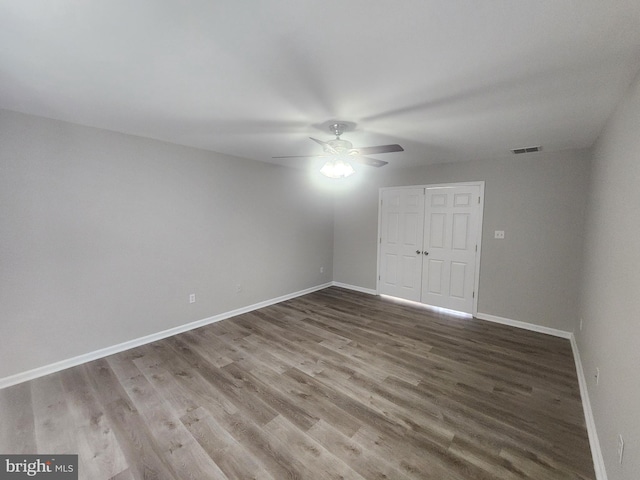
{"left": 273, "top": 123, "right": 404, "bottom": 178}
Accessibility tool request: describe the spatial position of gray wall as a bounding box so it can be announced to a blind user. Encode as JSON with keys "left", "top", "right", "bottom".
{"left": 578, "top": 71, "right": 640, "bottom": 480}
{"left": 0, "top": 110, "right": 334, "bottom": 379}
{"left": 333, "top": 150, "right": 591, "bottom": 332}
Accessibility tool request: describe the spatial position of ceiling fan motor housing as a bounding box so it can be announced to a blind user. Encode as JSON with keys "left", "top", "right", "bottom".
{"left": 326, "top": 138, "right": 353, "bottom": 153}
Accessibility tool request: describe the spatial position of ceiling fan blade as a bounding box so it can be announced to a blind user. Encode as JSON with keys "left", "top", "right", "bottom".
{"left": 354, "top": 144, "right": 404, "bottom": 155}
{"left": 272, "top": 154, "right": 329, "bottom": 159}
{"left": 351, "top": 156, "right": 389, "bottom": 168}
{"left": 310, "top": 137, "right": 338, "bottom": 154}
{"left": 309, "top": 137, "right": 327, "bottom": 147}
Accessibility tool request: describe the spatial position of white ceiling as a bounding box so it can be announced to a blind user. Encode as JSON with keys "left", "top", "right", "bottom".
{"left": 2, "top": 1, "right": 640, "bottom": 169}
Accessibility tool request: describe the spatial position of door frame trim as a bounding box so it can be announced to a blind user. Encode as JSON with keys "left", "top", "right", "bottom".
{"left": 376, "top": 181, "right": 485, "bottom": 316}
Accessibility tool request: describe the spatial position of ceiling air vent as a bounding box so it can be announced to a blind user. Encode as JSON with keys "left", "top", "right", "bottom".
{"left": 511, "top": 146, "right": 541, "bottom": 154}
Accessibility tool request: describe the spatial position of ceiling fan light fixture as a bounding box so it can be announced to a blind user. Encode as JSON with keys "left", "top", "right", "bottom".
{"left": 320, "top": 158, "right": 355, "bottom": 179}
{"left": 273, "top": 122, "right": 402, "bottom": 171}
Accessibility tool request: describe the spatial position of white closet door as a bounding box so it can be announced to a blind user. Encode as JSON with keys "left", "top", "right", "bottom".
{"left": 378, "top": 188, "right": 425, "bottom": 301}
{"left": 421, "top": 185, "right": 480, "bottom": 313}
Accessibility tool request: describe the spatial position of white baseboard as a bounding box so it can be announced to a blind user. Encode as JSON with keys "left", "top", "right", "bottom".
{"left": 0, "top": 282, "right": 332, "bottom": 390}
{"left": 475, "top": 312, "right": 572, "bottom": 339}
{"left": 570, "top": 335, "right": 608, "bottom": 480}
{"left": 331, "top": 281, "right": 377, "bottom": 296}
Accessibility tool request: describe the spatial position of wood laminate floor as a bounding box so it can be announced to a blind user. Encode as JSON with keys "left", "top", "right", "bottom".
{"left": 0, "top": 287, "right": 595, "bottom": 479}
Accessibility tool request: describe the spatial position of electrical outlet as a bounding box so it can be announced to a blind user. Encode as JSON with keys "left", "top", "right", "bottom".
{"left": 320, "top": 266, "right": 324, "bottom": 273}
{"left": 235, "top": 284, "right": 242, "bottom": 293}
{"left": 494, "top": 230, "right": 505, "bottom": 239}
{"left": 617, "top": 434, "right": 624, "bottom": 464}
{"left": 189, "top": 294, "right": 196, "bottom": 304}
{"left": 595, "top": 367, "right": 600, "bottom": 385}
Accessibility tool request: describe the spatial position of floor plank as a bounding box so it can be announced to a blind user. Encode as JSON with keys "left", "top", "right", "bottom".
{"left": 0, "top": 382, "right": 36, "bottom": 453}
{"left": 0, "top": 287, "right": 595, "bottom": 479}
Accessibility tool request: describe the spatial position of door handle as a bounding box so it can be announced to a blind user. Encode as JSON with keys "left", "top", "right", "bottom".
{"left": 423, "top": 251, "right": 429, "bottom": 255}
{"left": 416, "top": 250, "right": 422, "bottom": 255}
